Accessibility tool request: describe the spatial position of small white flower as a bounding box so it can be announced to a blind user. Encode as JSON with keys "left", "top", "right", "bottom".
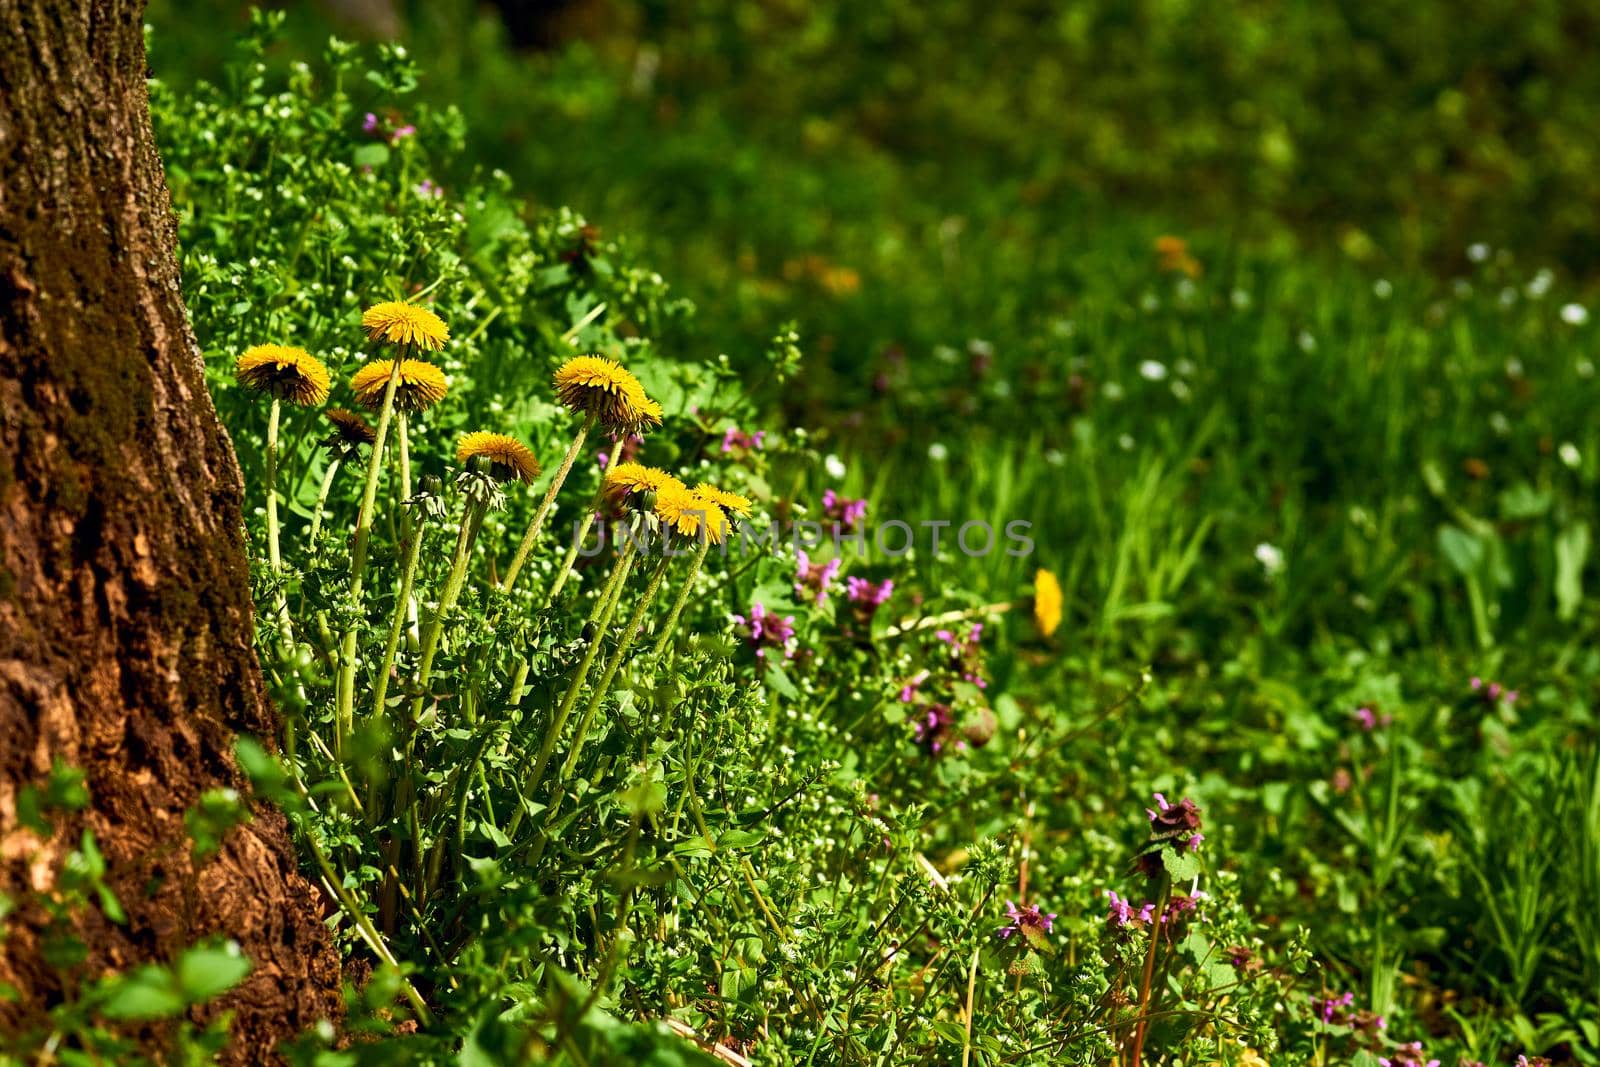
{"left": 1297, "top": 330, "right": 1317, "bottom": 353}
{"left": 1561, "top": 303, "right": 1589, "bottom": 325}
{"left": 1254, "top": 542, "right": 1285, "bottom": 575}
{"left": 1139, "top": 360, "right": 1168, "bottom": 381}
{"left": 1373, "top": 279, "right": 1393, "bottom": 299}
{"left": 1560, "top": 442, "right": 1581, "bottom": 469}
{"left": 1468, "top": 243, "right": 1490, "bottom": 263}
{"left": 1527, "top": 269, "right": 1554, "bottom": 299}
{"left": 824, "top": 454, "right": 846, "bottom": 479}
{"left": 928, "top": 442, "right": 948, "bottom": 461}
{"left": 1117, "top": 434, "right": 1135, "bottom": 451}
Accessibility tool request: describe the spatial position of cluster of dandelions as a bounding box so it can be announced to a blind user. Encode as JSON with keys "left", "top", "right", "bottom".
{"left": 233, "top": 298, "right": 752, "bottom": 935}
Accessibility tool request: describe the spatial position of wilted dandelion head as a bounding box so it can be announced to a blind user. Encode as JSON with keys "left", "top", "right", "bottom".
{"left": 350, "top": 358, "right": 449, "bottom": 413}
{"left": 603, "top": 462, "right": 681, "bottom": 505}
{"left": 656, "top": 483, "right": 728, "bottom": 543}
{"left": 361, "top": 301, "right": 449, "bottom": 350}
{"left": 235, "top": 344, "right": 330, "bottom": 406}
{"left": 1033, "top": 568, "right": 1062, "bottom": 638}
{"left": 553, "top": 356, "right": 658, "bottom": 433}
{"left": 455, "top": 431, "right": 541, "bottom": 484}
{"left": 694, "top": 482, "right": 753, "bottom": 517}
{"left": 324, "top": 407, "right": 376, "bottom": 448}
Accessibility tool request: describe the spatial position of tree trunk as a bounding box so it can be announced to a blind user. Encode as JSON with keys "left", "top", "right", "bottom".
{"left": 0, "top": 1, "right": 341, "bottom": 1059}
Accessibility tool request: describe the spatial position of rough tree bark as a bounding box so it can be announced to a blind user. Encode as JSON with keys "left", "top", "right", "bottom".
{"left": 0, "top": 1, "right": 341, "bottom": 1059}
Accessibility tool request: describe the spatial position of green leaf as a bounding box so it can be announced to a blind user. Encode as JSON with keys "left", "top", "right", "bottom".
{"left": 101, "top": 967, "right": 185, "bottom": 1020}
{"left": 177, "top": 942, "right": 252, "bottom": 1002}
{"left": 1556, "top": 522, "right": 1590, "bottom": 621}
{"left": 1438, "top": 524, "right": 1485, "bottom": 576}
{"left": 353, "top": 142, "right": 390, "bottom": 169}
{"left": 717, "top": 829, "right": 766, "bottom": 850}
{"left": 1162, "top": 848, "right": 1201, "bottom": 882}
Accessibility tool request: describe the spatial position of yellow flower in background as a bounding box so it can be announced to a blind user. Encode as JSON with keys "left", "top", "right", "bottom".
{"left": 1033, "top": 567, "right": 1063, "bottom": 638}
{"left": 603, "top": 462, "right": 682, "bottom": 504}
{"left": 1155, "top": 235, "right": 1203, "bottom": 278}
{"left": 349, "top": 358, "right": 449, "bottom": 413}
{"left": 553, "top": 355, "right": 657, "bottom": 433}
{"left": 456, "top": 431, "right": 541, "bottom": 484}
{"left": 323, "top": 407, "right": 376, "bottom": 447}
{"left": 694, "top": 482, "right": 753, "bottom": 517}
{"left": 656, "top": 483, "right": 728, "bottom": 543}
{"left": 361, "top": 300, "right": 449, "bottom": 350}
{"left": 235, "top": 344, "right": 330, "bottom": 406}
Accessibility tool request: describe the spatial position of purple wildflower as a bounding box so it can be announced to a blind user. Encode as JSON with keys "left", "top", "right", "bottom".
{"left": 390, "top": 123, "right": 416, "bottom": 143}
{"left": 1353, "top": 705, "right": 1393, "bottom": 731}
{"left": 362, "top": 111, "right": 381, "bottom": 134}
{"left": 1312, "top": 991, "right": 1355, "bottom": 1024}
{"left": 1146, "top": 793, "right": 1204, "bottom": 836}
{"left": 1470, "top": 676, "right": 1519, "bottom": 706}
{"left": 822, "top": 488, "right": 868, "bottom": 532}
{"left": 731, "top": 602, "right": 796, "bottom": 661}
{"left": 1105, "top": 890, "right": 1156, "bottom": 928}
{"left": 721, "top": 426, "right": 765, "bottom": 454}
{"left": 912, "top": 703, "right": 963, "bottom": 756}
{"left": 794, "top": 549, "right": 842, "bottom": 605}
{"left": 1378, "top": 1041, "right": 1439, "bottom": 1067}
{"left": 898, "top": 669, "right": 929, "bottom": 703}
{"left": 414, "top": 179, "right": 443, "bottom": 199}
{"left": 997, "top": 900, "right": 1056, "bottom": 941}
{"left": 847, "top": 576, "right": 893, "bottom": 609}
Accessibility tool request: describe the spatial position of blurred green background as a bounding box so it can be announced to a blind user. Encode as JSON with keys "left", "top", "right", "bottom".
{"left": 147, "top": 0, "right": 1600, "bottom": 376}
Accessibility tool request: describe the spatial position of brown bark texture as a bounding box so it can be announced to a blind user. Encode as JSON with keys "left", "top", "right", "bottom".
{"left": 0, "top": 0, "right": 341, "bottom": 1058}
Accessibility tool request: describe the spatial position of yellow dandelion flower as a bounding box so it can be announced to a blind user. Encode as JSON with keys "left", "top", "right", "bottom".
{"left": 603, "top": 462, "right": 682, "bottom": 504}
{"left": 1033, "top": 568, "right": 1063, "bottom": 638}
{"left": 324, "top": 407, "right": 376, "bottom": 447}
{"left": 456, "top": 431, "right": 541, "bottom": 484}
{"left": 361, "top": 300, "right": 450, "bottom": 350}
{"left": 613, "top": 394, "right": 664, "bottom": 436}
{"left": 349, "top": 358, "right": 449, "bottom": 413}
{"left": 235, "top": 344, "right": 330, "bottom": 406}
{"left": 694, "top": 482, "right": 753, "bottom": 517}
{"left": 553, "top": 355, "right": 657, "bottom": 432}
{"left": 656, "top": 483, "right": 728, "bottom": 543}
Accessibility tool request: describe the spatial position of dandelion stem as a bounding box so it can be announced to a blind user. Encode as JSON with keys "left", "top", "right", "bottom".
{"left": 508, "top": 527, "right": 639, "bottom": 838}
{"left": 409, "top": 495, "right": 489, "bottom": 725}
{"left": 647, "top": 535, "right": 712, "bottom": 667}
{"left": 502, "top": 410, "right": 595, "bottom": 594}
{"left": 335, "top": 355, "right": 403, "bottom": 752}
{"left": 545, "top": 477, "right": 609, "bottom": 604}
{"left": 263, "top": 399, "right": 295, "bottom": 642}
{"left": 307, "top": 455, "right": 342, "bottom": 548}
{"left": 558, "top": 549, "right": 672, "bottom": 784}
{"left": 371, "top": 509, "right": 427, "bottom": 723}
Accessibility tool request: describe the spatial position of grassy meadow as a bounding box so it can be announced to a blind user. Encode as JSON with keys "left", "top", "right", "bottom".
{"left": 32, "top": 2, "right": 1594, "bottom": 1063}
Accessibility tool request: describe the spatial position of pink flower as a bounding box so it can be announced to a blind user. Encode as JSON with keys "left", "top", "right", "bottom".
{"left": 794, "top": 549, "right": 842, "bottom": 605}
{"left": 997, "top": 900, "right": 1056, "bottom": 940}
{"left": 846, "top": 576, "right": 893, "bottom": 608}
{"left": 731, "top": 602, "right": 796, "bottom": 661}
{"left": 822, "top": 488, "right": 867, "bottom": 532}
{"left": 1105, "top": 890, "right": 1156, "bottom": 928}
{"left": 721, "top": 426, "right": 765, "bottom": 454}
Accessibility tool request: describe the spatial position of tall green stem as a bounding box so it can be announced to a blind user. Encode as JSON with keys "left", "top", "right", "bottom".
{"left": 508, "top": 529, "right": 639, "bottom": 837}
{"left": 557, "top": 550, "right": 673, "bottom": 784}
{"left": 371, "top": 512, "right": 427, "bottom": 722}
{"left": 647, "top": 536, "right": 712, "bottom": 666}
{"left": 502, "top": 410, "right": 596, "bottom": 594}
{"left": 265, "top": 399, "right": 284, "bottom": 574}
{"left": 307, "top": 455, "right": 341, "bottom": 548}
{"left": 545, "top": 473, "right": 611, "bottom": 603}
{"left": 335, "top": 356, "right": 403, "bottom": 752}
{"left": 408, "top": 495, "right": 489, "bottom": 725}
